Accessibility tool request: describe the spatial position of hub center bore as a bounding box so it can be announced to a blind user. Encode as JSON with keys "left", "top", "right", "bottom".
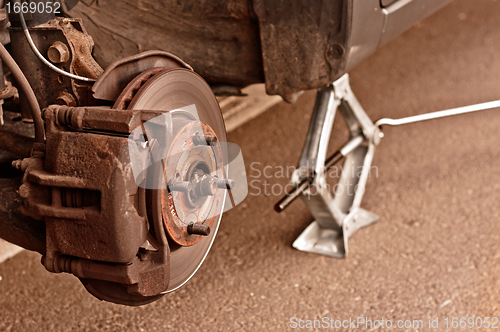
{"left": 185, "top": 161, "right": 217, "bottom": 208}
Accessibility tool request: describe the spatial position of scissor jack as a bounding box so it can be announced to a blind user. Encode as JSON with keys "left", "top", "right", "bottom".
{"left": 275, "top": 74, "right": 500, "bottom": 258}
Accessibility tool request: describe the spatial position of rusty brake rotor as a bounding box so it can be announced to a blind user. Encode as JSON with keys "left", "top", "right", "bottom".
{"left": 124, "top": 68, "right": 227, "bottom": 293}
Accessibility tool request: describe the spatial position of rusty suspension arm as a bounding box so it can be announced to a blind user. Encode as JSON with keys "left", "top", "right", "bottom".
{"left": 0, "top": 176, "right": 46, "bottom": 254}
{"left": 0, "top": 43, "right": 44, "bottom": 142}
{"left": 0, "top": 131, "right": 34, "bottom": 158}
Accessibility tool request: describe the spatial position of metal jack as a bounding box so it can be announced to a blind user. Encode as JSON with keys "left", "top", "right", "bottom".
{"left": 276, "top": 73, "right": 500, "bottom": 258}
{"left": 276, "top": 74, "right": 383, "bottom": 258}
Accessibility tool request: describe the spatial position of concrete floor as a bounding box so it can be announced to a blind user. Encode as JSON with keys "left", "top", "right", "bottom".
{"left": 1, "top": 0, "right": 499, "bottom": 331}
{"left": 0, "top": 240, "right": 22, "bottom": 265}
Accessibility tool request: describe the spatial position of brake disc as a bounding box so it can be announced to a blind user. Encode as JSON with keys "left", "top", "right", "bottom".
{"left": 123, "top": 68, "right": 226, "bottom": 293}
{"left": 80, "top": 67, "right": 226, "bottom": 305}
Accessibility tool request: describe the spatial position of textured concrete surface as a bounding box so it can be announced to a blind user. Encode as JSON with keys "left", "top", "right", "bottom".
{"left": 0, "top": 0, "right": 499, "bottom": 331}
{"left": 0, "top": 240, "right": 22, "bottom": 265}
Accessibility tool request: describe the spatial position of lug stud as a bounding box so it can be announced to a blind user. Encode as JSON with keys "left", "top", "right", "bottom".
{"left": 192, "top": 133, "right": 217, "bottom": 146}
{"left": 217, "top": 179, "right": 235, "bottom": 189}
{"left": 187, "top": 223, "right": 210, "bottom": 236}
{"left": 168, "top": 180, "right": 193, "bottom": 193}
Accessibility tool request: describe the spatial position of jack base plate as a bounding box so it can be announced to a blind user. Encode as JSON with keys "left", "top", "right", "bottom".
{"left": 292, "top": 208, "right": 379, "bottom": 258}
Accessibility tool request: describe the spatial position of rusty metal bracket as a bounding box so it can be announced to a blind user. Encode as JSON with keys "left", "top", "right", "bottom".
{"left": 9, "top": 17, "right": 103, "bottom": 121}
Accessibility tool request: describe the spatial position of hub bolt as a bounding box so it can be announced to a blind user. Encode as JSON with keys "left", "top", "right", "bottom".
{"left": 187, "top": 223, "right": 211, "bottom": 236}
{"left": 168, "top": 180, "right": 193, "bottom": 193}
{"left": 217, "top": 179, "right": 235, "bottom": 189}
{"left": 193, "top": 133, "right": 217, "bottom": 146}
